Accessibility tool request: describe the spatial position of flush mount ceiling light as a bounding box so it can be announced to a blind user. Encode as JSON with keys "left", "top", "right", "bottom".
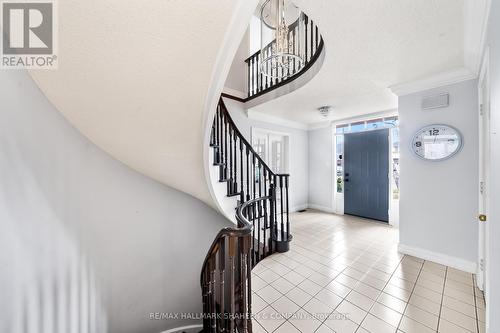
{"left": 317, "top": 106, "right": 333, "bottom": 118}
{"left": 260, "top": 0, "right": 305, "bottom": 80}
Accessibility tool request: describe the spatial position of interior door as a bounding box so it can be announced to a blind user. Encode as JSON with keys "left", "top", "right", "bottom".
{"left": 344, "top": 129, "right": 390, "bottom": 222}
{"left": 478, "top": 57, "right": 490, "bottom": 292}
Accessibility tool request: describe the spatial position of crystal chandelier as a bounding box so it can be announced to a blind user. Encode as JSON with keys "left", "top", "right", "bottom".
{"left": 260, "top": 0, "right": 305, "bottom": 79}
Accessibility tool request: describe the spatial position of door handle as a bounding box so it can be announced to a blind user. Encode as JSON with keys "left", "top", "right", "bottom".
{"left": 479, "top": 214, "right": 487, "bottom": 222}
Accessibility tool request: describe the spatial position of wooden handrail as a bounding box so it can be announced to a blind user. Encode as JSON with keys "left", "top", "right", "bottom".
{"left": 201, "top": 98, "right": 292, "bottom": 333}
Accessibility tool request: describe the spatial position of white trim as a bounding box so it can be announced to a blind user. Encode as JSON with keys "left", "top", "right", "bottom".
{"left": 398, "top": 243, "right": 477, "bottom": 273}
{"left": 251, "top": 126, "right": 291, "bottom": 174}
{"left": 464, "top": 0, "right": 491, "bottom": 74}
{"left": 223, "top": 86, "right": 247, "bottom": 99}
{"left": 330, "top": 109, "right": 398, "bottom": 127}
{"left": 307, "top": 203, "right": 336, "bottom": 213}
{"left": 291, "top": 204, "right": 308, "bottom": 212}
{"left": 247, "top": 109, "right": 309, "bottom": 130}
{"left": 308, "top": 120, "right": 332, "bottom": 131}
{"left": 389, "top": 68, "right": 477, "bottom": 97}
{"left": 160, "top": 325, "right": 203, "bottom": 333}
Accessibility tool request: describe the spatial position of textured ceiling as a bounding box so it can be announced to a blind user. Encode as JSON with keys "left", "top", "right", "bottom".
{"left": 251, "top": 0, "right": 465, "bottom": 124}
{"left": 30, "top": 0, "right": 256, "bottom": 205}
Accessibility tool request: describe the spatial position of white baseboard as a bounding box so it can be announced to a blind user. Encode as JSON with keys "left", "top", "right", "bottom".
{"left": 307, "top": 203, "right": 336, "bottom": 213}
{"left": 290, "top": 204, "right": 308, "bottom": 212}
{"left": 398, "top": 243, "right": 477, "bottom": 273}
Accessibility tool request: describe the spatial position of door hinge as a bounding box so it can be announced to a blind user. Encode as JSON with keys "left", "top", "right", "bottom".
{"left": 480, "top": 181, "right": 485, "bottom": 194}
{"left": 480, "top": 259, "right": 485, "bottom": 271}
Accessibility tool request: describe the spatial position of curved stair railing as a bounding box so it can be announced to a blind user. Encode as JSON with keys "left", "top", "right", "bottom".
{"left": 201, "top": 98, "right": 291, "bottom": 332}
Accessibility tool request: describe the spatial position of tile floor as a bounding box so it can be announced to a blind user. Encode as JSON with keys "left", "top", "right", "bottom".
{"left": 251, "top": 210, "right": 486, "bottom": 333}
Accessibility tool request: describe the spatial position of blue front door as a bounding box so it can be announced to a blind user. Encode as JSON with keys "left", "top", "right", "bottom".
{"left": 344, "top": 129, "right": 389, "bottom": 222}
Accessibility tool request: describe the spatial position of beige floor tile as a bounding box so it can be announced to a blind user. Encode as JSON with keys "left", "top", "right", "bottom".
{"left": 383, "top": 284, "right": 411, "bottom": 302}
{"left": 289, "top": 309, "right": 323, "bottom": 332}
{"left": 355, "top": 281, "right": 383, "bottom": 300}
{"left": 252, "top": 275, "right": 268, "bottom": 292}
{"left": 335, "top": 273, "right": 359, "bottom": 288}
{"left": 298, "top": 278, "right": 323, "bottom": 296}
{"left": 256, "top": 306, "right": 286, "bottom": 332}
{"left": 251, "top": 319, "right": 267, "bottom": 333}
{"left": 404, "top": 304, "right": 438, "bottom": 330}
{"left": 315, "top": 288, "right": 343, "bottom": 309}
{"left": 271, "top": 277, "right": 295, "bottom": 294}
{"left": 324, "top": 312, "right": 359, "bottom": 332}
{"left": 388, "top": 276, "right": 415, "bottom": 291}
{"left": 440, "top": 306, "right": 478, "bottom": 332}
{"left": 346, "top": 290, "right": 375, "bottom": 311}
{"left": 444, "top": 286, "right": 475, "bottom": 305}
{"left": 315, "top": 323, "right": 336, "bottom": 333}
{"left": 416, "top": 278, "right": 444, "bottom": 294}
{"left": 252, "top": 293, "right": 268, "bottom": 314}
{"left": 336, "top": 300, "right": 367, "bottom": 324}
{"left": 361, "top": 275, "right": 387, "bottom": 290}
{"left": 257, "top": 285, "right": 282, "bottom": 304}
{"left": 283, "top": 270, "right": 307, "bottom": 285}
{"left": 259, "top": 269, "right": 281, "bottom": 283}
{"left": 398, "top": 316, "right": 435, "bottom": 333}
{"left": 274, "top": 320, "right": 300, "bottom": 333}
{"left": 304, "top": 297, "right": 335, "bottom": 318}
{"left": 438, "top": 318, "right": 472, "bottom": 333}
{"left": 286, "top": 286, "right": 313, "bottom": 307}
{"left": 361, "top": 313, "right": 397, "bottom": 333}
{"left": 412, "top": 285, "right": 443, "bottom": 304}
{"left": 377, "top": 292, "right": 407, "bottom": 314}
{"left": 271, "top": 296, "right": 300, "bottom": 319}
{"left": 325, "top": 280, "right": 352, "bottom": 298}
{"left": 442, "top": 295, "right": 476, "bottom": 318}
{"left": 370, "top": 302, "right": 402, "bottom": 327}
{"left": 408, "top": 293, "right": 441, "bottom": 315}
{"left": 309, "top": 271, "right": 335, "bottom": 287}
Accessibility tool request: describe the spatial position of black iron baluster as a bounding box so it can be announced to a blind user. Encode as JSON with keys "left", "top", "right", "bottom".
{"left": 285, "top": 176, "right": 290, "bottom": 242}
{"left": 240, "top": 139, "right": 244, "bottom": 203}
{"left": 219, "top": 239, "right": 225, "bottom": 332}
{"left": 246, "top": 147, "right": 250, "bottom": 201}
{"left": 259, "top": 53, "right": 263, "bottom": 93}
{"left": 233, "top": 133, "right": 238, "bottom": 194}
{"left": 229, "top": 126, "right": 233, "bottom": 194}
{"left": 247, "top": 58, "right": 251, "bottom": 98}
{"left": 316, "top": 24, "right": 319, "bottom": 51}
{"left": 305, "top": 16, "right": 309, "bottom": 64}
{"left": 279, "top": 176, "right": 285, "bottom": 241}
{"left": 310, "top": 19, "right": 314, "bottom": 63}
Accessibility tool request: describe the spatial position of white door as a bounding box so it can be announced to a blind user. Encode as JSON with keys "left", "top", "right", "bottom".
{"left": 251, "top": 129, "right": 289, "bottom": 174}
{"left": 477, "top": 50, "right": 490, "bottom": 294}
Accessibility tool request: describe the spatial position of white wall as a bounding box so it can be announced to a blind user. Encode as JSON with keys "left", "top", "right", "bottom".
{"left": 224, "top": 98, "right": 309, "bottom": 211}
{"left": 485, "top": 2, "right": 500, "bottom": 331}
{"left": 398, "top": 79, "right": 479, "bottom": 270}
{"left": 224, "top": 28, "right": 250, "bottom": 96}
{"left": 0, "top": 70, "right": 230, "bottom": 333}
{"left": 308, "top": 126, "right": 334, "bottom": 212}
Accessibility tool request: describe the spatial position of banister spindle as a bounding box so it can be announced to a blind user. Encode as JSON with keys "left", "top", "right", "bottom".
{"left": 279, "top": 176, "right": 284, "bottom": 241}
{"left": 285, "top": 175, "right": 290, "bottom": 241}
{"left": 240, "top": 140, "right": 244, "bottom": 203}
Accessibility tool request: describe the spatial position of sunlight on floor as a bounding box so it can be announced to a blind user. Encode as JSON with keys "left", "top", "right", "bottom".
{"left": 251, "top": 210, "right": 485, "bottom": 333}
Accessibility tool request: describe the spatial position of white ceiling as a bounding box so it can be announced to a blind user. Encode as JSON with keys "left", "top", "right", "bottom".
{"left": 250, "top": 0, "right": 467, "bottom": 124}
{"left": 30, "top": 0, "right": 258, "bottom": 206}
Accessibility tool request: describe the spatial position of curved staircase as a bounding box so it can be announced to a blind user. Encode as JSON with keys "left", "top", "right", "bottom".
{"left": 201, "top": 7, "right": 324, "bottom": 333}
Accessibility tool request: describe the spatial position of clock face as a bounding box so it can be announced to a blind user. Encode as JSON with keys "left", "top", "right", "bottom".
{"left": 411, "top": 125, "right": 463, "bottom": 161}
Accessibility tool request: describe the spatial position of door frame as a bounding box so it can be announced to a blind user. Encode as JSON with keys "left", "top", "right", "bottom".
{"left": 477, "top": 46, "right": 490, "bottom": 294}
{"left": 250, "top": 127, "right": 291, "bottom": 174}
{"left": 332, "top": 115, "right": 399, "bottom": 226}
{"left": 343, "top": 128, "right": 391, "bottom": 222}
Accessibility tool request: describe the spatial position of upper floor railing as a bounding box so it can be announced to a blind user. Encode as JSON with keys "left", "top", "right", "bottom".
{"left": 245, "top": 14, "right": 323, "bottom": 100}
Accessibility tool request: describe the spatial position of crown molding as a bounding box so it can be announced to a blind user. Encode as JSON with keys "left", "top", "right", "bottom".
{"left": 389, "top": 67, "right": 477, "bottom": 97}
{"left": 247, "top": 109, "right": 309, "bottom": 130}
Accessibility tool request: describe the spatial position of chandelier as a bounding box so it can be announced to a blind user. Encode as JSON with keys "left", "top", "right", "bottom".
{"left": 260, "top": 0, "right": 305, "bottom": 79}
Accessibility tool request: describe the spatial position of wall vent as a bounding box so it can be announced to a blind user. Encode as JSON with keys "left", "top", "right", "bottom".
{"left": 421, "top": 93, "right": 449, "bottom": 110}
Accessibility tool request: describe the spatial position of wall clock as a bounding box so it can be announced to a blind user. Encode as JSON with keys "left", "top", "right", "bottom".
{"left": 411, "top": 124, "right": 463, "bottom": 161}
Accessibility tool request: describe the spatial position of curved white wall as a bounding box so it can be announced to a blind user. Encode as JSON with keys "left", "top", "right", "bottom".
{"left": 29, "top": 0, "right": 259, "bottom": 209}
{"left": 0, "top": 70, "right": 231, "bottom": 333}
